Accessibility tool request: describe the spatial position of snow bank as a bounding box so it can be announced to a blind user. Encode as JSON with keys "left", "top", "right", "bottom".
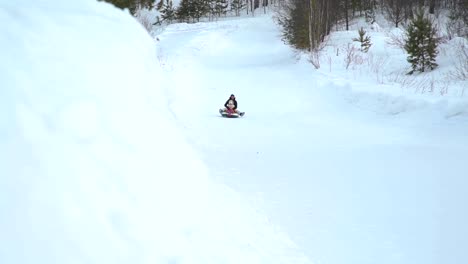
{"left": 314, "top": 17, "right": 468, "bottom": 117}
{"left": 321, "top": 78, "right": 468, "bottom": 118}
{"left": 0, "top": 1, "right": 310, "bottom": 264}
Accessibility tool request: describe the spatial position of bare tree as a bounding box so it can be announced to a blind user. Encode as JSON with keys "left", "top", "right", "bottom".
{"left": 429, "top": 0, "right": 436, "bottom": 14}
{"left": 344, "top": 0, "right": 350, "bottom": 30}
{"left": 384, "top": 0, "right": 405, "bottom": 27}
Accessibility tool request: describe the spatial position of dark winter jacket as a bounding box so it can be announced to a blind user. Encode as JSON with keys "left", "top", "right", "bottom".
{"left": 224, "top": 98, "right": 238, "bottom": 110}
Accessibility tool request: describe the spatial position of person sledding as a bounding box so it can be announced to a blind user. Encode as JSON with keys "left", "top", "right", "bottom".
{"left": 219, "top": 94, "right": 245, "bottom": 117}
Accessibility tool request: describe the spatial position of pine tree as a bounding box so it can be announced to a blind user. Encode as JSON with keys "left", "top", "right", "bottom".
{"left": 231, "top": 0, "right": 245, "bottom": 16}
{"left": 214, "top": 0, "right": 228, "bottom": 17}
{"left": 276, "top": 0, "right": 310, "bottom": 50}
{"left": 157, "top": 0, "right": 176, "bottom": 23}
{"left": 177, "top": 0, "right": 210, "bottom": 22}
{"left": 353, "top": 27, "right": 372, "bottom": 52}
{"left": 99, "top": 0, "right": 154, "bottom": 15}
{"left": 205, "top": 0, "right": 218, "bottom": 19}
{"left": 192, "top": 0, "right": 210, "bottom": 21}
{"left": 176, "top": 0, "right": 191, "bottom": 22}
{"left": 156, "top": 0, "right": 164, "bottom": 10}
{"left": 404, "top": 11, "right": 439, "bottom": 74}
{"left": 276, "top": 0, "right": 341, "bottom": 52}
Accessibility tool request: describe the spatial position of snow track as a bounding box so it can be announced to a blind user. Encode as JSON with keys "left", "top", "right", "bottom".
{"left": 157, "top": 14, "right": 468, "bottom": 264}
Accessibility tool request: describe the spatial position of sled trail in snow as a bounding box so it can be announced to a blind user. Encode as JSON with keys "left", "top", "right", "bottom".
{"left": 157, "top": 15, "right": 468, "bottom": 264}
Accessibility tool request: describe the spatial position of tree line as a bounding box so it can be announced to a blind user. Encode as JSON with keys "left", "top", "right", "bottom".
{"left": 99, "top": 0, "right": 283, "bottom": 23}
{"left": 276, "top": 0, "right": 467, "bottom": 72}
{"left": 99, "top": 0, "right": 466, "bottom": 73}
{"left": 277, "top": 0, "right": 467, "bottom": 52}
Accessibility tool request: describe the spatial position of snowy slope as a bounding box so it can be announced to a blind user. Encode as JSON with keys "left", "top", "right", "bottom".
{"left": 156, "top": 14, "right": 468, "bottom": 264}
{"left": 0, "top": 1, "right": 312, "bottom": 264}
{"left": 313, "top": 16, "right": 468, "bottom": 117}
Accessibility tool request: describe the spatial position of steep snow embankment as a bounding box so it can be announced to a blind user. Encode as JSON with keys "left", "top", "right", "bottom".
{"left": 0, "top": 1, "right": 311, "bottom": 264}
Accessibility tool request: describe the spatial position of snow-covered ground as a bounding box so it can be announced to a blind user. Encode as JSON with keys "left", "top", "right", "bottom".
{"left": 1, "top": 1, "right": 467, "bottom": 264}
{"left": 0, "top": 1, "right": 311, "bottom": 264}
{"left": 317, "top": 14, "right": 468, "bottom": 107}
{"left": 156, "top": 13, "right": 468, "bottom": 264}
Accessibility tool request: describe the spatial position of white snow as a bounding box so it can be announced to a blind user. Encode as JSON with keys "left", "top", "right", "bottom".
{"left": 156, "top": 12, "right": 468, "bottom": 264}
{"left": 1, "top": 1, "right": 468, "bottom": 264}
{"left": 0, "top": 1, "right": 311, "bottom": 264}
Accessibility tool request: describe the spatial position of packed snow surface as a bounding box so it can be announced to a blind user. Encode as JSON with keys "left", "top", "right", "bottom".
{"left": 156, "top": 12, "right": 468, "bottom": 264}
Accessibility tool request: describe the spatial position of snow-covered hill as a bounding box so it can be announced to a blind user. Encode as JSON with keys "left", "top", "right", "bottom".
{"left": 0, "top": 1, "right": 312, "bottom": 264}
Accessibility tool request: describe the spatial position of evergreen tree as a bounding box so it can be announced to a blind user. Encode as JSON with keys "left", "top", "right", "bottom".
{"left": 404, "top": 11, "right": 439, "bottom": 74}
{"left": 214, "top": 0, "right": 229, "bottom": 17}
{"left": 205, "top": 0, "right": 217, "bottom": 19}
{"left": 276, "top": 0, "right": 310, "bottom": 50}
{"left": 99, "top": 0, "right": 154, "bottom": 15}
{"left": 176, "top": 0, "right": 191, "bottom": 22}
{"left": 353, "top": 27, "right": 372, "bottom": 52}
{"left": 276, "top": 0, "right": 341, "bottom": 52}
{"left": 177, "top": 0, "right": 210, "bottom": 22}
{"left": 192, "top": 0, "right": 210, "bottom": 21}
{"left": 231, "top": 0, "right": 245, "bottom": 16}
{"left": 159, "top": 0, "right": 176, "bottom": 23}
{"left": 156, "top": 0, "right": 164, "bottom": 9}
